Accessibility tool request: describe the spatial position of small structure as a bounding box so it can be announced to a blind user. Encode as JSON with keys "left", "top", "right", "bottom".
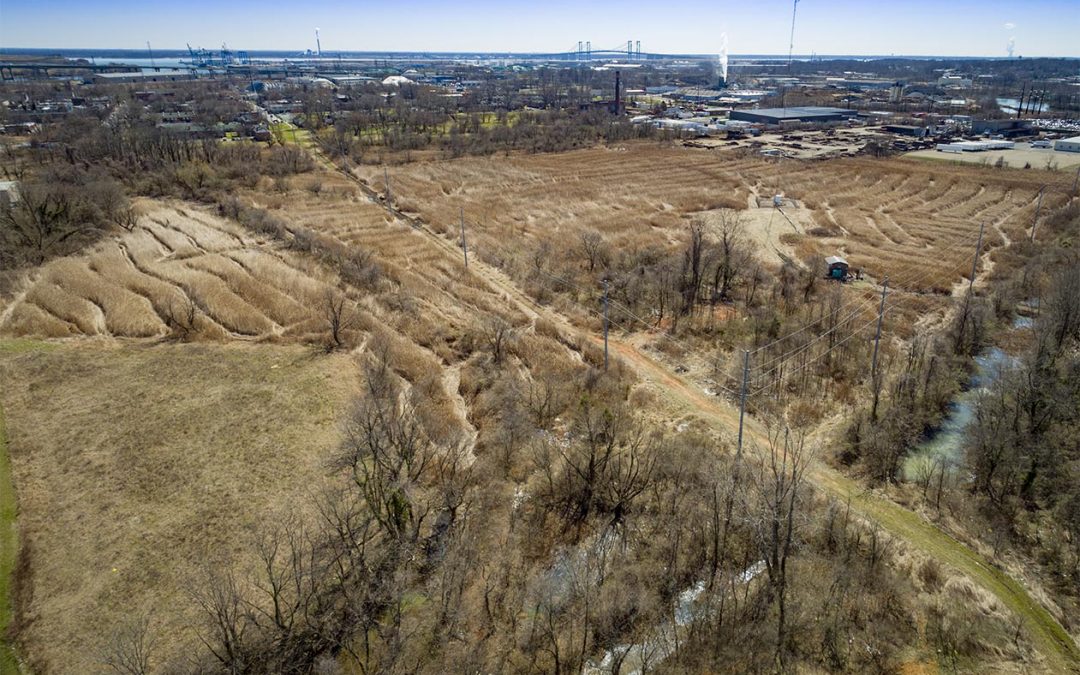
{"left": 0, "top": 180, "right": 20, "bottom": 209}
{"left": 1054, "top": 136, "right": 1080, "bottom": 153}
{"left": 825, "top": 255, "right": 849, "bottom": 280}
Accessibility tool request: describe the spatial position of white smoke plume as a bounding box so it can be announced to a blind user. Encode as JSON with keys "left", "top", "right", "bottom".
{"left": 719, "top": 32, "right": 729, "bottom": 83}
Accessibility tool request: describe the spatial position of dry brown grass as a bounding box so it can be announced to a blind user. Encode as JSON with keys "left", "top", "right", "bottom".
{"left": 0, "top": 341, "right": 357, "bottom": 674}
{"left": 0, "top": 203, "right": 345, "bottom": 342}
{"left": 352, "top": 144, "right": 1064, "bottom": 299}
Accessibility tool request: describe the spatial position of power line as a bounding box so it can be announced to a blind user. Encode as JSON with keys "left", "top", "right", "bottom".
{"left": 748, "top": 221, "right": 992, "bottom": 366}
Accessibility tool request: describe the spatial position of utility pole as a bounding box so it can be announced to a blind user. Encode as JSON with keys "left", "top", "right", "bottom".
{"left": 384, "top": 168, "right": 391, "bottom": 209}
{"left": 602, "top": 279, "right": 610, "bottom": 372}
{"left": 969, "top": 221, "right": 986, "bottom": 294}
{"left": 736, "top": 350, "right": 750, "bottom": 460}
{"left": 1072, "top": 164, "right": 1080, "bottom": 196}
{"left": 459, "top": 207, "right": 468, "bottom": 268}
{"left": 1030, "top": 185, "right": 1045, "bottom": 242}
{"left": 870, "top": 278, "right": 889, "bottom": 420}
{"left": 871, "top": 278, "right": 889, "bottom": 380}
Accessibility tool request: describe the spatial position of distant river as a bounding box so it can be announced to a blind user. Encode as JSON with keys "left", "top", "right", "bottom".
{"left": 997, "top": 97, "right": 1050, "bottom": 115}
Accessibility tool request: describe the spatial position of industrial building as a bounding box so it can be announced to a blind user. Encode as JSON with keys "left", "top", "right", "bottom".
{"left": 672, "top": 87, "right": 725, "bottom": 102}
{"left": 936, "top": 140, "right": 1015, "bottom": 154}
{"left": 884, "top": 124, "right": 928, "bottom": 138}
{"left": 729, "top": 106, "right": 858, "bottom": 125}
{"left": 971, "top": 119, "right": 1033, "bottom": 138}
{"left": 1054, "top": 136, "right": 1080, "bottom": 153}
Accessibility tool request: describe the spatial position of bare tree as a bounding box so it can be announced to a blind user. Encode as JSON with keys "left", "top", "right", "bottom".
{"left": 579, "top": 229, "right": 608, "bottom": 272}
{"left": 679, "top": 220, "right": 706, "bottom": 317}
{"left": 164, "top": 294, "right": 199, "bottom": 339}
{"left": 114, "top": 204, "right": 141, "bottom": 232}
{"left": 746, "top": 426, "right": 813, "bottom": 671}
{"left": 481, "top": 316, "right": 515, "bottom": 365}
{"left": 323, "top": 290, "right": 356, "bottom": 350}
{"left": 101, "top": 615, "right": 157, "bottom": 675}
{"left": 0, "top": 181, "right": 94, "bottom": 263}
{"left": 338, "top": 353, "right": 435, "bottom": 544}
{"left": 192, "top": 567, "right": 253, "bottom": 674}
{"left": 709, "top": 210, "right": 745, "bottom": 304}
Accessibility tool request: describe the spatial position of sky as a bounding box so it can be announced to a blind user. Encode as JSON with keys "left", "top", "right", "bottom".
{"left": 1, "top": 0, "right": 1078, "bottom": 58}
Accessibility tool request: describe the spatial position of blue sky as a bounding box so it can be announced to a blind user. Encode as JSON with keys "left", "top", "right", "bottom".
{"left": 1, "top": 0, "right": 1077, "bottom": 57}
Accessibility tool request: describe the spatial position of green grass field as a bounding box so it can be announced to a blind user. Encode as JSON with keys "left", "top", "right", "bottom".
{"left": 1, "top": 404, "right": 20, "bottom": 674}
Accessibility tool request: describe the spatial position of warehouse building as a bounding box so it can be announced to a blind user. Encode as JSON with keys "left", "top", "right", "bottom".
{"left": 971, "top": 119, "right": 1032, "bottom": 137}
{"left": 729, "top": 106, "right": 859, "bottom": 125}
{"left": 1054, "top": 136, "right": 1080, "bottom": 153}
{"left": 93, "top": 70, "right": 195, "bottom": 84}
{"left": 936, "top": 140, "right": 1015, "bottom": 154}
{"left": 884, "top": 124, "right": 929, "bottom": 138}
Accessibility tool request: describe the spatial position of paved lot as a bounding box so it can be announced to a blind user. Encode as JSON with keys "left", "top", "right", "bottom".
{"left": 906, "top": 142, "right": 1080, "bottom": 171}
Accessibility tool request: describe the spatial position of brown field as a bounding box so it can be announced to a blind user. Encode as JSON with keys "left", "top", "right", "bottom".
{"left": 1, "top": 142, "right": 1076, "bottom": 672}
{"left": 0, "top": 341, "right": 357, "bottom": 673}
{"left": 0, "top": 182, "right": 607, "bottom": 673}
{"left": 354, "top": 144, "right": 1069, "bottom": 295}
{"left": 0, "top": 203, "right": 338, "bottom": 341}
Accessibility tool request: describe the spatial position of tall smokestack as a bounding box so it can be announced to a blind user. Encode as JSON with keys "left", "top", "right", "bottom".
{"left": 315, "top": 28, "right": 322, "bottom": 57}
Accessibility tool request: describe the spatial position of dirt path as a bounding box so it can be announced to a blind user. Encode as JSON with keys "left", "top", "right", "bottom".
{"left": 312, "top": 149, "right": 1080, "bottom": 672}
{"left": 0, "top": 288, "right": 28, "bottom": 333}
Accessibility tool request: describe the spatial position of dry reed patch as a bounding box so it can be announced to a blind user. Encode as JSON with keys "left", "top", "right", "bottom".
{"left": 0, "top": 341, "right": 356, "bottom": 674}
{"left": 347, "top": 147, "right": 1051, "bottom": 299}
{"left": 48, "top": 258, "right": 166, "bottom": 337}
{"left": 0, "top": 203, "right": 344, "bottom": 343}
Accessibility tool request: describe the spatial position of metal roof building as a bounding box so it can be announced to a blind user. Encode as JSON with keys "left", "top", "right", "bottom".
{"left": 729, "top": 106, "right": 859, "bottom": 125}
{"left": 1054, "top": 136, "right": 1080, "bottom": 153}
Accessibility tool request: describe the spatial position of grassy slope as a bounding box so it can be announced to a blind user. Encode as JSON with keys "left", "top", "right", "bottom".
{"left": 1, "top": 404, "right": 18, "bottom": 674}
{"left": 0, "top": 340, "right": 355, "bottom": 673}
{"left": 0, "top": 340, "right": 54, "bottom": 674}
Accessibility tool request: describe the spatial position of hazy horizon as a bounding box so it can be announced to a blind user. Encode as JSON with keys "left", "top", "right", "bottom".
{"left": 2, "top": 0, "right": 1079, "bottom": 59}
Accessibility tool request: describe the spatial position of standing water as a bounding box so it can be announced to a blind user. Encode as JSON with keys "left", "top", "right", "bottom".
{"left": 902, "top": 322, "right": 1027, "bottom": 482}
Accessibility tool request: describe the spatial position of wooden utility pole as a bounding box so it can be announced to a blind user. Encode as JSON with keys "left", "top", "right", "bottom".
{"left": 602, "top": 279, "right": 609, "bottom": 371}
{"left": 737, "top": 350, "right": 750, "bottom": 460}
{"left": 871, "top": 278, "right": 889, "bottom": 380}
{"left": 1072, "top": 165, "right": 1080, "bottom": 196}
{"left": 871, "top": 277, "right": 889, "bottom": 420}
{"left": 1031, "top": 185, "right": 1045, "bottom": 242}
{"left": 969, "top": 221, "right": 986, "bottom": 293}
{"left": 384, "top": 168, "right": 391, "bottom": 208}
{"left": 459, "top": 207, "right": 468, "bottom": 268}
